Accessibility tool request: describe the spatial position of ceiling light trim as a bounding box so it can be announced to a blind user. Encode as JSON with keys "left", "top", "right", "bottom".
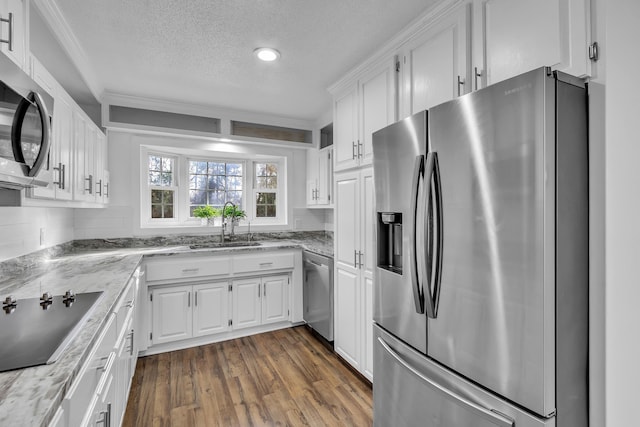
{"left": 254, "top": 47, "right": 281, "bottom": 62}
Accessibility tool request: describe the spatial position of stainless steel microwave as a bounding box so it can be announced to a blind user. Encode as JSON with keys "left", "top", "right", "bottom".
{"left": 0, "top": 53, "right": 53, "bottom": 189}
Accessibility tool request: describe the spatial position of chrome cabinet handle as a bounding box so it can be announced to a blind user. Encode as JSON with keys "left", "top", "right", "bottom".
{"left": 195, "top": 291, "right": 198, "bottom": 306}
{"left": 474, "top": 67, "right": 483, "bottom": 91}
{"left": 259, "top": 262, "right": 273, "bottom": 267}
{"left": 96, "top": 179, "right": 103, "bottom": 196}
{"left": 0, "top": 13, "right": 13, "bottom": 51}
{"left": 352, "top": 141, "right": 357, "bottom": 160}
{"left": 181, "top": 268, "right": 199, "bottom": 274}
{"left": 354, "top": 250, "right": 358, "bottom": 269}
{"left": 97, "top": 402, "right": 112, "bottom": 427}
{"left": 53, "top": 163, "right": 66, "bottom": 189}
{"left": 187, "top": 292, "right": 191, "bottom": 307}
{"left": 104, "top": 182, "right": 109, "bottom": 197}
{"left": 85, "top": 175, "right": 93, "bottom": 194}
{"left": 378, "top": 337, "right": 514, "bottom": 427}
{"left": 457, "top": 75, "right": 465, "bottom": 96}
{"left": 258, "top": 283, "right": 261, "bottom": 298}
{"left": 357, "top": 140, "right": 363, "bottom": 158}
{"left": 358, "top": 251, "right": 363, "bottom": 269}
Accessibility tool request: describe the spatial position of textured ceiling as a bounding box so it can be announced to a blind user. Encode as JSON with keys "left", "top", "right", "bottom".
{"left": 54, "top": 0, "right": 438, "bottom": 121}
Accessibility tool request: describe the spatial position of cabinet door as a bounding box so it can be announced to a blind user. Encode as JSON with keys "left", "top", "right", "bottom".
{"left": 334, "top": 171, "right": 360, "bottom": 269}
{"left": 473, "top": 0, "right": 591, "bottom": 88}
{"left": 232, "top": 278, "right": 261, "bottom": 330}
{"left": 73, "top": 112, "right": 89, "bottom": 201}
{"left": 262, "top": 275, "right": 289, "bottom": 324}
{"left": 54, "top": 92, "right": 74, "bottom": 200}
{"left": 359, "top": 61, "right": 396, "bottom": 166}
{"left": 334, "top": 88, "right": 358, "bottom": 171}
{"left": 306, "top": 148, "right": 319, "bottom": 205}
{"left": 0, "top": 0, "right": 26, "bottom": 70}
{"left": 151, "top": 286, "right": 192, "bottom": 345}
{"left": 316, "top": 147, "right": 332, "bottom": 205}
{"left": 361, "top": 168, "right": 375, "bottom": 380}
{"left": 193, "top": 282, "right": 230, "bottom": 337}
{"left": 335, "top": 266, "right": 360, "bottom": 369}
{"left": 400, "top": 5, "right": 470, "bottom": 117}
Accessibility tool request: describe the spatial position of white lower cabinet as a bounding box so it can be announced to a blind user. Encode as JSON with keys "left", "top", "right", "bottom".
{"left": 149, "top": 275, "right": 291, "bottom": 347}
{"left": 193, "top": 282, "right": 230, "bottom": 337}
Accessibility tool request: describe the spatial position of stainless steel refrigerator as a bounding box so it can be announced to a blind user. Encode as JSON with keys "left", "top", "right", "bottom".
{"left": 371, "top": 67, "right": 588, "bottom": 427}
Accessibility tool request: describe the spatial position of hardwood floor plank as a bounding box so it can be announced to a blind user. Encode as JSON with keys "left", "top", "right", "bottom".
{"left": 123, "top": 326, "right": 372, "bottom": 427}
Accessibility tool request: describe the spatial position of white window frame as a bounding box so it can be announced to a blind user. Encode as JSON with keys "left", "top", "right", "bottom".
{"left": 251, "top": 160, "right": 283, "bottom": 224}
{"left": 140, "top": 146, "right": 287, "bottom": 229}
{"left": 141, "top": 149, "right": 180, "bottom": 226}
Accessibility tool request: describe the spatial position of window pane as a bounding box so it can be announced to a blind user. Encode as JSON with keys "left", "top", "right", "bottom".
{"left": 208, "top": 162, "right": 225, "bottom": 175}
{"left": 228, "top": 176, "right": 242, "bottom": 190}
{"left": 264, "top": 193, "right": 276, "bottom": 204}
{"left": 227, "top": 191, "right": 242, "bottom": 207}
{"left": 161, "top": 172, "right": 173, "bottom": 186}
{"left": 266, "top": 205, "right": 276, "bottom": 217}
{"left": 265, "top": 163, "right": 278, "bottom": 176}
{"left": 210, "top": 191, "right": 226, "bottom": 205}
{"left": 163, "top": 190, "right": 173, "bottom": 204}
{"left": 149, "top": 171, "right": 161, "bottom": 185}
{"left": 226, "top": 163, "right": 242, "bottom": 176}
{"left": 190, "top": 190, "right": 206, "bottom": 205}
{"left": 256, "top": 205, "right": 267, "bottom": 217}
{"left": 265, "top": 177, "right": 277, "bottom": 189}
{"left": 191, "top": 175, "right": 207, "bottom": 190}
{"left": 208, "top": 176, "right": 225, "bottom": 190}
{"left": 161, "top": 158, "right": 173, "bottom": 173}
{"left": 255, "top": 163, "right": 266, "bottom": 176}
{"left": 163, "top": 204, "right": 174, "bottom": 218}
{"left": 190, "top": 161, "right": 207, "bottom": 174}
{"left": 149, "top": 156, "right": 161, "bottom": 172}
{"left": 151, "top": 189, "right": 162, "bottom": 203}
{"left": 151, "top": 204, "right": 162, "bottom": 218}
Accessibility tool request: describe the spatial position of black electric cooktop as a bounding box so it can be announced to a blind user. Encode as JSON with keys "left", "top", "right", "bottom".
{"left": 0, "top": 291, "right": 103, "bottom": 372}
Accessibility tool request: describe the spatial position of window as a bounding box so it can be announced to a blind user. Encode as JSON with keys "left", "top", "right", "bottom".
{"left": 188, "top": 160, "right": 243, "bottom": 215}
{"left": 254, "top": 162, "right": 278, "bottom": 218}
{"left": 141, "top": 147, "right": 286, "bottom": 228}
{"left": 148, "top": 154, "right": 176, "bottom": 219}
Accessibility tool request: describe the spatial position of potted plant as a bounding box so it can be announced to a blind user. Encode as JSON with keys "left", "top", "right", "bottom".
{"left": 193, "top": 205, "right": 220, "bottom": 226}
{"left": 223, "top": 205, "right": 246, "bottom": 224}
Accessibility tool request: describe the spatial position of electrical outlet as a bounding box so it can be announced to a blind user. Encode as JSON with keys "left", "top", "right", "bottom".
{"left": 40, "top": 228, "right": 45, "bottom": 246}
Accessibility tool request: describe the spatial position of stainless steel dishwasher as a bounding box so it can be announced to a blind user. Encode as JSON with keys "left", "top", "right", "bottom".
{"left": 303, "top": 250, "right": 334, "bottom": 344}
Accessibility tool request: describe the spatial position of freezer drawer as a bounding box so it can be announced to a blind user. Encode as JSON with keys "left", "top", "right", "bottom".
{"left": 373, "top": 325, "right": 553, "bottom": 427}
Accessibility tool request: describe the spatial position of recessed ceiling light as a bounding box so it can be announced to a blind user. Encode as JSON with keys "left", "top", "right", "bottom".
{"left": 254, "top": 47, "right": 280, "bottom": 62}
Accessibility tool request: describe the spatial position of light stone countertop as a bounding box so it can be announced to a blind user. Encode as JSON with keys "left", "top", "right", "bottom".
{"left": 0, "top": 231, "right": 332, "bottom": 427}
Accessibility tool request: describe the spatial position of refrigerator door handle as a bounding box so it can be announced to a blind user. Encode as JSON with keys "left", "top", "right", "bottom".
{"left": 410, "top": 154, "right": 425, "bottom": 314}
{"left": 377, "top": 337, "right": 515, "bottom": 427}
{"left": 424, "top": 152, "right": 444, "bottom": 318}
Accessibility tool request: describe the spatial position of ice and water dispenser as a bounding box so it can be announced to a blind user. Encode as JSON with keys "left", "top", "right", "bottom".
{"left": 377, "top": 212, "right": 403, "bottom": 274}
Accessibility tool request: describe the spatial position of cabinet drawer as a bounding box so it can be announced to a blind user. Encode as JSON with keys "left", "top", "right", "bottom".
{"left": 113, "top": 280, "right": 135, "bottom": 333}
{"left": 63, "top": 313, "right": 117, "bottom": 427}
{"left": 233, "top": 252, "right": 294, "bottom": 274}
{"left": 146, "top": 256, "right": 230, "bottom": 282}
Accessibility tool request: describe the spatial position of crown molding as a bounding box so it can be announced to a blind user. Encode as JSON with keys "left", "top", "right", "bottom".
{"left": 32, "top": 0, "right": 104, "bottom": 102}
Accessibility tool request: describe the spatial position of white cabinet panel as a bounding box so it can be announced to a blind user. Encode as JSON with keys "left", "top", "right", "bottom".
{"left": 400, "top": 5, "right": 470, "bottom": 116}
{"left": 335, "top": 171, "right": 359, "bottom": 268}
{"left": 146, "top": 256, "right": 230, "bottom": 282}
{"left": 472, "top": 0, "right": 591, "bottom": 88}
{"left": 334, "top": 88, "right": 358, "bottom": 171}
{"left": 151, "top": 286, "right": 192, "bottom": 345}
{"left": 335, "top": 266, "right": 360, "bottom": 369}
{"left": 232, "top": 252, "right": 294, "bottom": 274}
{"left": 232, "top": 278, "right": 261, "bottom": 330}
{"left": 262, "top": 275, "right": 289, "bottom": 324}
{"left": 0, "top": 0, "right": 27, "bottom": 70}
{"left": 193, "top": 282, "right": 230, "bottom": 337}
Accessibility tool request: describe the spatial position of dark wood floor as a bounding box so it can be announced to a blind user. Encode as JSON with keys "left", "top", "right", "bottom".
{"left": 123, "top": 326, "right": 373, "bottom": 426}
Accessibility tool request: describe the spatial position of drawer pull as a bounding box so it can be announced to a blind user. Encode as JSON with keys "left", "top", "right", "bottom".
{"left": 182, "top": 268, "right": 199, "bottom": 273}
{"left": 259, "top": 262, "right": 273, "bottom": 267}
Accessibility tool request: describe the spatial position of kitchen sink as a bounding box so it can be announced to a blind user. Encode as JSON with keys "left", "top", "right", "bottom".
{"left": 189, "top": 241, "right": 261, "bottom": 249}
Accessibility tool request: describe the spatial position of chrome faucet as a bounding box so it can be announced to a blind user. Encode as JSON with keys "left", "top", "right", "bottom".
{"left": 221, "top": 201, "right": 236, "bottom": 242}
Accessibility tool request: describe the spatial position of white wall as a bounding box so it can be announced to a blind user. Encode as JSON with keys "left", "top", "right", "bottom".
{"left": 74, "top": 130, "right": 326, "bottom": 239}
{"left": 0, "top": 207, "right": 74, "bottom": 261}
{"left": 603, "top": 0, "right": 640, "bottom": 425}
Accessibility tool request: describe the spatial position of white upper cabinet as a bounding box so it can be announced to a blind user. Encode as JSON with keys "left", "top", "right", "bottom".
{"left": 306, "top": 146, "right": 333, "bottom": 207}
{"left": 472, "top": 0, "right": 592, "bottom": 89}
{"left": 0, "top": 0, "right": 27, "bottom": 70}
{"left": 333, "top": 58, "right": 397, "bottom": 172}
{"left": 398, "top": 4, "right": 471, "bottom": 118}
